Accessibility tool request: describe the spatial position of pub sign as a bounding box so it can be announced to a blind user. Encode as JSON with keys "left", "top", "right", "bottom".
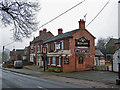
{"left": 75, "top": 37, "right": 90, "bottom": 47}
{"left": 42, "top": 47, "right": 47, "bottom": 54}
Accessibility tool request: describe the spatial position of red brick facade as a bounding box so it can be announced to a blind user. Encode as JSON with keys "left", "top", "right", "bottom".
{"left": 42, "top": 19, "right": 95, "bottom": 72}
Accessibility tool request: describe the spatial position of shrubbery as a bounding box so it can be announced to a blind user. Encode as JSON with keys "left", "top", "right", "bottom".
{"left": 48, "top": 67, "right": 60, "bottom": 73}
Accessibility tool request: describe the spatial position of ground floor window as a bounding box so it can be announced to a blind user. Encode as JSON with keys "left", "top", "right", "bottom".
{"left": 58, "top": 57, "right": 61, "bottom": 66}
{"left": 52, "top": 56, "right": 56, "bottom": 65}
{"left": 48, "top": 56, "right": 50, "bottom": 65}
{"left": 37, "top": 56, "right": 40, "bottom": 62}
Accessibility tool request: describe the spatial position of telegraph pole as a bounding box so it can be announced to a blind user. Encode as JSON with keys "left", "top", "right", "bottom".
{"left": 2, "top": 46, "right": 5, "bottom": 64}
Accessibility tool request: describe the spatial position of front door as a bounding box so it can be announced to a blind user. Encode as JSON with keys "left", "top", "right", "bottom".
{"left": 75, "top": 54, "right": 85, "bottom": 71}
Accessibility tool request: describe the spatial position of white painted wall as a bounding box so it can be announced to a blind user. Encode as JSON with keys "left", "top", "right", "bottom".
{"left": 113, "top": 49, "right": 120, "bottom": 72}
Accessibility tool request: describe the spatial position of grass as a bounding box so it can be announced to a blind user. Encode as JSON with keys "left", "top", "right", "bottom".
{"left": 23, "top": 65, "right": 44, "bottom": 72}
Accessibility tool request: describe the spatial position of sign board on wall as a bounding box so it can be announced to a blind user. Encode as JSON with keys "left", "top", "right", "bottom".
{"left": 75, "top": 37, "right": 90, "bottom": 47}
{"left": 42, "top": 47, "right": 47, "bottom": 54}
{"left": 74, "top": 49, "right": 89, "bottom": 53}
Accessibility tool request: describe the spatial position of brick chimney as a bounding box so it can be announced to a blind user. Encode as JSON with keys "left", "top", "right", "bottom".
{"left": 58, "top": 28, "right": 63, "bottom": 35}
{"left": 39, "top": 30, "right": 43, "bottom": 36}
{"left": 43, "top": 28, "right": 47, "bottom": 32}
{"left": 79, "top": 19, "right": 85, "bottom": 30}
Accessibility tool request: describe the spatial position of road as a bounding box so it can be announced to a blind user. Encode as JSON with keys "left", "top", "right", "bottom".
{"left": 2, "top": 69, "right": 85, "bottom": 89}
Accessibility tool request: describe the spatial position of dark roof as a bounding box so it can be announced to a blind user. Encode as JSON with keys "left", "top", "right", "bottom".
{"left": 16, "top": 49, "right": 24, "bottom": 54}
{"left": 115, "top": 38, "right": 120, "bottom": 44}
{"left": 43, "top": 29, "right": 79, "bottom": 43}
{"left": 32, "top": 32, "right": 54, "bottom": 44}
{"left": 95, "top": 49, "right": 104, "bottom": 57}
{"left": 10, "top": 51, "right": 16, "bottom": 56}
{"left": 43, "top": 28, "right": 95, "bottom": 44}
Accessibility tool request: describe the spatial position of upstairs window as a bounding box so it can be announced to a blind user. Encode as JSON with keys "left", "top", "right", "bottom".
{"left": 34, "top": 46, "right": 36, "bottom": 53}
{"left": 40, "top": 45, "right": 42, "bottom": 52}
{"left": 54, "top": 42, "right": 56, "bottom": 51}
{"left": 61, "top": 40, "right": 64, "bottom": 50}
{"left": 37, "top": 45, "right": 39, "bottom": 52}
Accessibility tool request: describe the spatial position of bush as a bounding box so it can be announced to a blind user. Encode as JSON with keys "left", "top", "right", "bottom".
{"left": 48, "top": 67, "right": 60, "bottom": 72}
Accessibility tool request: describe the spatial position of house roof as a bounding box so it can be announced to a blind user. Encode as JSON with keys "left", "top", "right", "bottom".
{"left": 115, "top": 38, "right": 120, "bottom": 44}
{"left": 43, "top": 29, "right": 79, "bottom": 43}
{"left": 31, "top": 31, "right": 54, "bottom": 44}
{"left": 10, "top": 51, "right": 16, "bottom": 56}
{"left": 95, "top": 49, "right": 104, "bottom": 57}
{"left": 16, "top": 49, "right": 24, "bottom": 54}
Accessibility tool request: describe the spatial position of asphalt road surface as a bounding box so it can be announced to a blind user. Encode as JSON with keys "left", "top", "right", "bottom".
{"left": 2, "top": 70, "right": 84, "bottom": 89}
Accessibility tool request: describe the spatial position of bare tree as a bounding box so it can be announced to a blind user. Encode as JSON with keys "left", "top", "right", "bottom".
{"left": 0, "top": 0, "right": 40, "bottom": 41}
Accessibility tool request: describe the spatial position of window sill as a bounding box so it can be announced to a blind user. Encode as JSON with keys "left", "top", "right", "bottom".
{"left": 51, "top": 64, "right": 56, "bottom": 66}
{"left": 57, "top": 65, "right": 61, "bottom": 67}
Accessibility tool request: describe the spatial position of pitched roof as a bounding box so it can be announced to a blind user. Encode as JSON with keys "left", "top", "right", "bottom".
{"left": 32, "top": 31, "right": 54, "bottom": 43}
{"left": 10, "top": 51, "right": 16, "bottom": 56}
{"left": 43, "top": 29, "right": 79, "bottom": 43}
{"left": 115, "top": 38, "right": 120, "bottom": 44}
{"left": 16, "top": 49, "right": 24, "bottom": 54}
{"left": 95, "top": 49, "right": 104, "bottom": 57}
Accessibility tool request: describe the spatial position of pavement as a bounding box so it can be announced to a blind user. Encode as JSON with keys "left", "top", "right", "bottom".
{"left": 2, "top": 67, "right": 120, "bottom": 88}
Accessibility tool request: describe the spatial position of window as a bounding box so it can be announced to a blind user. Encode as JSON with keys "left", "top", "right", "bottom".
{"left": 46, "top": 44, "right": 48, "bottom": 51}
{"left": 79, "top": 56, "right": 83, "bottom": 64}
{"left": 34, "top": 46, "right": 36, "bottom": 53}
{"left": 54, "top": 42, "right": 56, "bottom": 51}
{"left": 41, "top": 45, "right": 42, "bottom": 52}
{"left": 37, "top": 56, "right": 40, "bottom": 62}
{"left": 37, "top": 45, "right": 39, "bottom": 52}
{"left": 52, "top": 56, "right": 56, "bottom": 65}
{"left": 58, "top": 57, "right": 61, "bottom": 66}
{"left": 61, "top": 40, "right": 64, "bottom": 50}
{"left": 48, "top": 57, "right": 50, "bottom": 65}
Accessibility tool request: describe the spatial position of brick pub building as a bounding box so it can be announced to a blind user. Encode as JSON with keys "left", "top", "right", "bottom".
{"left": 41, "top": 19, "right": 95, "bottom": 72}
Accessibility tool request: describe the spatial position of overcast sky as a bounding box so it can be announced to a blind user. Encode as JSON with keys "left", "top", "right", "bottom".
{"left": 0, "top": 0, "right": 118, "bottom": 51}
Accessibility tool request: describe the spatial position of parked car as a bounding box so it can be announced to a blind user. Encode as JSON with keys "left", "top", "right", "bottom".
{"left": 14, "top": 60, "right": 23, "bottom": 68}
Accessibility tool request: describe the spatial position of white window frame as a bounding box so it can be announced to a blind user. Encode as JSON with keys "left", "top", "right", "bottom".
{"left": 61, "top": 40, "right": 64, "bottom": 50}
{"left": 54, "top": 42, "right": 56, "bottom": 51}
{"left": 41, "top": 45, "right": 42, "bottom": 52}
{"left": 34, "top": 46, "right": 36, "bottom": 53}
{"left": 37, "top": 45, "right": 39, "bottom": 52}
{"left": 57, "top": 57, "right": 61, "bottom": 67}
{"left": 51, "top": 56, "right": 56, "bottom": 66}
{"left": 46, "top": 44, "right": 48, "bottom": 51}
{"left": 48, "top": 56, "right": 50, "bottom": 65}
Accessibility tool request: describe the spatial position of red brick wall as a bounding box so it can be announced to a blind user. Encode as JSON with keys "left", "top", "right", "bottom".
{"left": 62, "top": 29, "right": 95, "bottom": 72}
{"left": 115, "top": 43, "right": 120, "bottom": 51}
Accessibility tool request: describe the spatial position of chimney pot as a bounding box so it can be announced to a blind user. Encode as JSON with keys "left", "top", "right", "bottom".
{"left": 58, "top": 28, "right": 63, "bottom": 35}
{"left": 43, "top": 28, "right": 47, "bottom": 32}
{"left": 39, "top": 30, "right": 43, "bottom": 36}
{"left": 79, "top": 19, "right": 85, "bottom": 30}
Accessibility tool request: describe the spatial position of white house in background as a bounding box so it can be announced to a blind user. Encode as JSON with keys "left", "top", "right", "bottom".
{"left": 95, "top": 49, "right": 105, "bottom": 66}
{"left": 113, "top": 48, "right": 120, "bottom": 72}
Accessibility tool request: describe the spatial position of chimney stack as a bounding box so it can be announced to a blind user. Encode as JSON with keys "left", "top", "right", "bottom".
{"left": 58, "top": 28, "right": 63, "bottom": 35}
{"left": 43, "top": 28, "right": 47, "bottom": 32}
{"left": 79, "top": 19, "right": 85, "bottom": 30}
{"left": 39, "top": 30, "right": 43, "bottom": 36}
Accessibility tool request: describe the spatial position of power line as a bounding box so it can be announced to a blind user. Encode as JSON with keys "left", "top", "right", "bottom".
{"left": 86, "top": 0, "right": 110, "bottom": 27}
{"left": 39, "top": 0, "right": 85, "bottom": 29}
{"left": 3, "top": 0, "right": 85, "bottom": 47}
